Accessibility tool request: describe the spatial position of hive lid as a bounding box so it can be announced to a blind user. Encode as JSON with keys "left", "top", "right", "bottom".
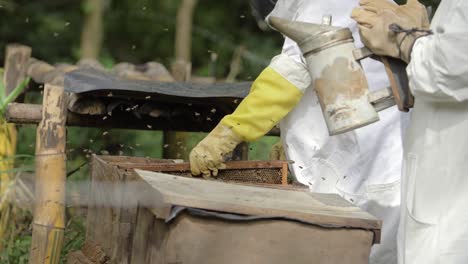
{"left": 134, "top": 169, "right": 381, "bottom": 235}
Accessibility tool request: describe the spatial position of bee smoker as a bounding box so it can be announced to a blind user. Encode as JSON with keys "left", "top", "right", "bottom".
{"left": 268, "top": 16, "right": 412, "bottom": 136}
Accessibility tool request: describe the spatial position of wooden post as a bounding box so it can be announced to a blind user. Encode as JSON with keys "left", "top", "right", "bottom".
{"left": 3, "top": 44, "right": 31, "bottom": 94}
{"left": 29, "top": 84, "right": 68, "bottom": 264}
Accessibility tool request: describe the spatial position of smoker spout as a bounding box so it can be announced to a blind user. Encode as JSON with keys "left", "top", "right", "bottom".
{"left": 268, "top": 16, "right": 334, "bottom": 45}
{"left": 267, "top": 16, "right": 352, "bottom": 56}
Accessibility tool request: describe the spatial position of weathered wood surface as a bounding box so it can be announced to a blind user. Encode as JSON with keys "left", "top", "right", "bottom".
{"left": 30, "top": 84, "right": 68, "bottom": 264}
{"left": 117, "top": 160, "right": 286, "bottom": 171}
{"left": 80, "top": 156, "right": 378, "bottom": 263}
{"left": 101, "top": 155, "right": 302, "bottom": 190}
{"left": 3, "top": 44, "right": 31, "bottom": 95}
{"left": 27, "top": 58, "right": 77, "bottom": 86}
{"left": 129, "top": 207, "right": 155, "bottom": 264}
{"left": 97, "top": 155, "right": 174, "bottom": 166}
{"left": 119, "top": 159, "right": 289, "bottom": 186}
{"left": 139, "top": 211, "right": 374, "bottom": 264}
{"left": 134, "top": 169, "right": 382, "bottom": 237}
{"left": 5, "top": 103, "right": 281, "bottom": 135}
{"left": 84, "top": 156, "right": 174, "bottom": 264}
{"left": 67, "top": 251, "right": 93, "bottom": 264}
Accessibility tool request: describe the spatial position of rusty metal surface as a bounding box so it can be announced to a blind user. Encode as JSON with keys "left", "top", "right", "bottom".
{"left": 313, "top": 54, "right": 379, "bottom": 135}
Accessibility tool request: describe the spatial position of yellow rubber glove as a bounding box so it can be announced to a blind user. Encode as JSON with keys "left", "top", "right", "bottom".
{"left": 189, "top": 123, "right": 242, "bottom": 178}
{"left": 190, "top": 54, "right": 311, "bottom": 177}
{"left": 351, "top": 0, "right": 431, "bottom": 63}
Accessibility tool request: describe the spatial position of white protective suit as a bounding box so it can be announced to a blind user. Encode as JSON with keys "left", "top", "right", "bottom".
{"left": 398, "top": 1, "right": 468, "bottom": 263}
{"left": 269, "top": 1, "right": 408, "bottom": 263}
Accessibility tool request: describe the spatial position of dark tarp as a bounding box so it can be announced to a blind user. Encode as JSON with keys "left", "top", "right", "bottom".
{"left": 64, "top": 67, "right": 251, "bottom": 99}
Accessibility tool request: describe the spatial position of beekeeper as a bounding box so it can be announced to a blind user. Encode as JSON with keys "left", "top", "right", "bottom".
{"left": 190, "top": 1, "right": 408, "bottom": 263}
{"left": 352, "top": 0, "right": 468, "bottom": 263}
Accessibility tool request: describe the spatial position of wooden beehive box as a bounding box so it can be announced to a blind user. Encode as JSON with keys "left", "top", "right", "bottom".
{"left": 70, "top": 155, "right": 381, "bottom": 264}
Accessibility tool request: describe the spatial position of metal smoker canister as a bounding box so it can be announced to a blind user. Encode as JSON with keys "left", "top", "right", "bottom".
{"left": 268, "top": 16, "right": 379, "bottom": 135}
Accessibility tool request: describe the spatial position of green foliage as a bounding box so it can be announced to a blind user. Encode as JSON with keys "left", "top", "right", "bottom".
{"left": 0, "top": 235, "right": 31, "bottom": 264}
{"left": 0, "top": 77, "right": 30, "bottom": 114}
{"left": 0, "top": 212, "right": 86, "bottom": 264}
{"left": 0, "top": 209, "right": 32, "bottom": 264}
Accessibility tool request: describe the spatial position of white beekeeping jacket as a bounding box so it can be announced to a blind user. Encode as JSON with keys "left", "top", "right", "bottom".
{"left": 398, "top": 1, "right": 468, "bottom": 263}
{"left": 269, "top": 1, "right": 409, "bottom": 263}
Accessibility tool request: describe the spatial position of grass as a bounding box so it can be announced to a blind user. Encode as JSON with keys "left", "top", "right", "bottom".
{"left": 0, "top": 209, "right": 86, "bottom": 264}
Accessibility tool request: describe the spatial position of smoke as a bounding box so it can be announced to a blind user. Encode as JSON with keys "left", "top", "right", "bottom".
{"left": 12, "top": 180, "right": 162, "bottom": 209}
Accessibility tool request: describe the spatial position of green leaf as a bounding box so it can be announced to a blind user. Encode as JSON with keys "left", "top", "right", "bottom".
{"left": 0, "top": 77, "right": 30, "bottom": 114}
{"left": 0, "top": 166, "right": 35, "bottom": 174}
{"left": 0, "top": 155, "right": 35, "bottom": 162}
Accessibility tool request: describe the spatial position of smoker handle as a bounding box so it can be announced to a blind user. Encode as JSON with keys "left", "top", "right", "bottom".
{"left": 353, "top": 47, "right": 414, "bottom": 112}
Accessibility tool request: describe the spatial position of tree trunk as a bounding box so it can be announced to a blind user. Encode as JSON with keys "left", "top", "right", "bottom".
{"left": 80, "top": 0, "right": 104, "bottom": 59}
{"left": 165, "top": 0, "right": 199, "bottom": 160}
{"left": 175, "top": 0, "right": 198, "bottom": 64}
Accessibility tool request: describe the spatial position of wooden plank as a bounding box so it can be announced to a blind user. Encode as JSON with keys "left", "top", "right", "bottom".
{"left": 86, "top": 156, "right": 122, "bottom": 256}
{"left": 120, "top": 160, "right": 289, "bottom": 186}
{"left": 85, "top": 155, "right": 170, "bottom": 264}
{"left": 116, "top": 160, "right": 286, "bottom": 171}
{"left": 134, "top": 170, "right": 381, "bottom": 232}
{"left": 130, "top": 207, "right": 155, "bottom": 264}
{"left": 96, "top": 155, "right": 174, "bottom": 166}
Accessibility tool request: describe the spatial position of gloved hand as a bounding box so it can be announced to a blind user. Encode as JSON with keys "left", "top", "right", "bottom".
{"left": 351, "top": 0, "right": 431, "bottom": 63}
{"left": 190, "top": 54, "right": 311, "bottom": 177}
{"left": 189, "top": 123, "right": 242, "bottom": 178}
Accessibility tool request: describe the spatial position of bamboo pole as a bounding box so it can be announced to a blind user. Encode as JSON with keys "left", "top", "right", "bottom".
{"left": 29, "top": 84, "right": 68, "bottom": 264}
{"left": 0, "top": 44, "right": 31, "bottom": 251}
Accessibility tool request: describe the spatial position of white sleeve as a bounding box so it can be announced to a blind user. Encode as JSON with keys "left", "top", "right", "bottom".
{"left": 281, "top": 37, "right": 304, "bottom": 64}
{"left": 407, "top": 0, "right": 468, "bottom": 103}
